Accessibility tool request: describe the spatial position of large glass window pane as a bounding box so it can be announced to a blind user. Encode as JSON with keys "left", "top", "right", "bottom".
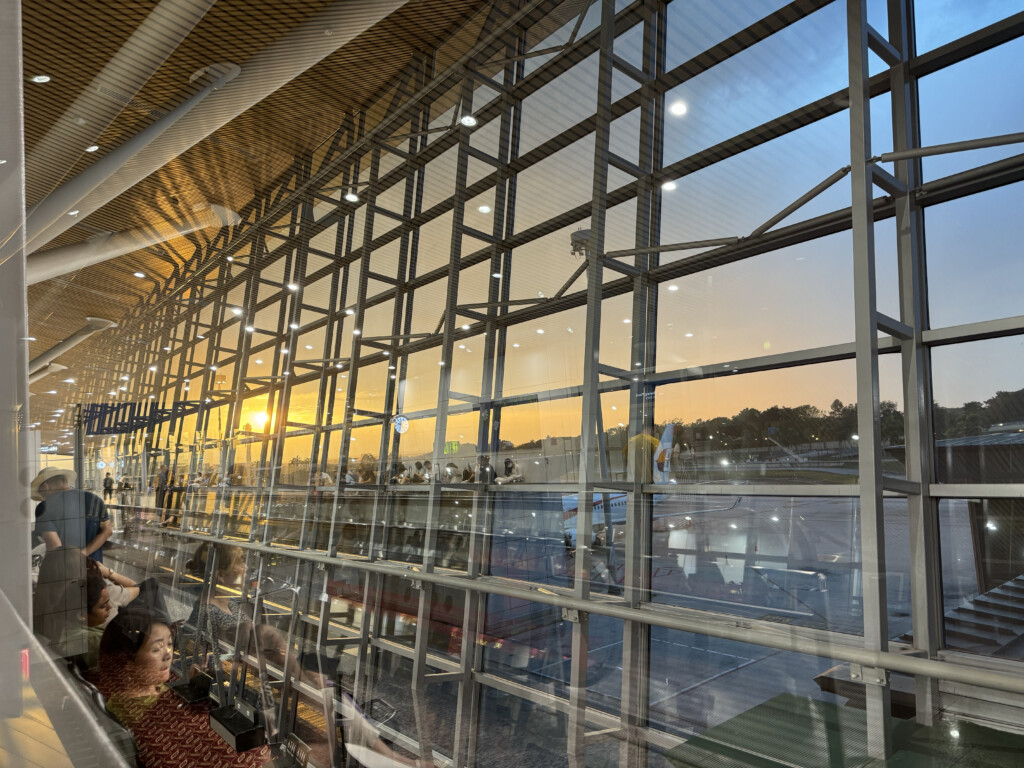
{"left": 932, "top": 336, "right": 1024, "bottom": 483}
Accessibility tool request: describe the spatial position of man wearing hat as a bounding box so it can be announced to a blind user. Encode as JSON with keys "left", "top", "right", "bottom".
{"left": 32, "top": 467, "right": 111, "bottom": 563}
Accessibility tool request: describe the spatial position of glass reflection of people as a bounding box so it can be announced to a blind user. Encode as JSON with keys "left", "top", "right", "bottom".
{"left": 185, "top": 543, "right": 323, "bottom": 687}
{"left": 494, "top": 458, "right": 522, "bottom": 485}
{"left": 476, "top": 455, "right": 496, "bottom": 484}
{"left": 625, "top": 424, "right": 660, "bottom": 484}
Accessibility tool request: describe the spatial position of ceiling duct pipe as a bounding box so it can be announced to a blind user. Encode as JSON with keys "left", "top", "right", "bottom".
{"left": 23, "top": 0, "right": 408, "bottom": 255}
{"left": 28, "top": 363, "right": 68, "bottom": 386}
{"left": 27, "top": 203, "right": 239, "bottom": 285}
{"left": 24, "top": 62, "right": 240, "bottom": 256}
{"left": 25, "top": 0, "right": 217, "bottom": 210}
{"left": 28, "top": 317, "right": 117, "bottom": 376}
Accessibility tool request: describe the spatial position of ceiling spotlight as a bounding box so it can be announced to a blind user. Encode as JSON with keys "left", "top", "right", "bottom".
{"left": 245, "top": 325, "right": 254, "bottom": 332}
{"left": 226, "top": 256, "right": 234, "bottom": 262}
{"left": 667, "top": 284, "right": 679, "bottom": 292}
{"left": 461, "top": 324, "right": 470, "bottom": 330}
{"left": 289, "top": 322, "right": 298, "bottom": 330}
{"left": 231, "top": 307, "right": 243, "bottom": 315}
{"left": 492, "top": 272, "right": 502, "bottom": 279}
{"left": 512, "top": 343, "right": 520, "bottom": 348}
{"left": 287, "top": 283, "right": 298, "bottom": 291}
{"left": 30, "top": 75, "right": 51, "bottom": 83}
{"left": 85, "top": 145, "right": 99, "bottom": 153}
{"left": 62, "top": 378, "right": 75, "bottom": 383}
{"left": 669, "top": 100, "right": 688, "bottom": 116}
{"left": 304, "top": 344, "right": 313, "bottom": 350}
{"left": 148, "top": 366, "right": 157, "bottom": 372}
{"left": 459, "top": 115, "right": 478, "bottom": 128}
{"left": 345, "top": 308, "right": 354, "bottom": 315}
{"left": 662, "top": 181, "right": 677, "bottom": 191}
{"left": 478, "top": 205, "right": 491, "bottom": 214}
{"left": 255, "top": 359, "right": 263, "bottom": 364}
{"left": 68, "top": 210, "right": 79, "bottom": 216}
{"left": 163, "top": 346, "right": 171, "bottom": 351}
{"left": 344, "top": 192, "right": 359, "bottom": 203}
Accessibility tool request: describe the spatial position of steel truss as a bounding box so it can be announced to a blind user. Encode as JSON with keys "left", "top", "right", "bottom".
{"left": 71, "top": 0, "right": 1024, "bottom": 764}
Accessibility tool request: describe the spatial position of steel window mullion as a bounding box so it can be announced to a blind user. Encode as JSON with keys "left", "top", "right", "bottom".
{"left": 847, "top": 0, "right": 893, "bottom": 757}
{"left": 886, "top": 0, "right": 943, "bottom": 727}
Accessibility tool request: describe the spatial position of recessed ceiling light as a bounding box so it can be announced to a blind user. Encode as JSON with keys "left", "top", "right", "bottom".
{"left": 345, "top": 309, "right": 354, "bottom": 315}
{"left": 287, "top": 283, "right": 298, "bottom": 291}
{"left": 255, "top": 359, "right": 263, "bottom": 364}
{"left": 226, "top": 256, "right": 233, "bottom": 262}
{"left": 148, "top": 366, "right": 157, "bottom": 372}
{"left": 344, "top": 192, "right": 359, "bottom": 203}
{"left": 45, "top": 390, "right": 57, "bottom": 395}
{"left": 512, "top": 343, "right": 520, "bottom": 348}
{"left": 623, "top": 318, "right": 631, "bottom": 324}
{"left": 68, "top": 210, "right": 79, "bottom": 216}
{"left": 163, "top": 346, "right": 171, "bottom": 351}
{"left": 134, "top": 272, "right": 145, "bottom": 278}
{"left": 245, "top": 325, "right": 254, "bottom": 332}
{"left": 461, "top": 324, "right": 470, "bottom": 330}
{"left": 478, "top": 205, "right": 491, "bottom": 214}
{"left": 667, "top": 284, "right": 678, "bottom": 292}
{"left": 459, "top": 115, "right": 478, "bottom": 127}
{"left": 231, "top": 307, "right": 243, "bottom": 315}
{"left": 62, "top": 378, "right": 74, "bottom": 383}
{"left": 492, "top": 273, "right": 501, "bottom": 278}
{"left": 85, "top": 145, "right": 99, "bottom": 153}
{"left": 304, "top": 344, "right": 313, "bottom": 350}
{"left": 662, "top": 181, "right": 677, "bottom": 191}
{"left": 210, "top": 366, "right": 217, "bottom": 371}
{"left": 352, "top": 330, "right": 360, "bottom": 336}
{"left": 669, "top": 100, "right": 687, "bottom": 116}
{"left": 536, "top": 329, "right": 545, "bottom": 334}
{"left": 0, "top": 160, "right": 7, "bottom": 165}
{"left": 30, "top": 75, "right": 51, "bottom": 84}
{"left": 685, "top": 332, "right": 694, "bottom": 337}
{"left": 289, "top": 322, "right": 298, "bottom": 330}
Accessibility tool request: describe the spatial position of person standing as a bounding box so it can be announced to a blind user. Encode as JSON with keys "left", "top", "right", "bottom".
{"left": 32, "top": 467, "right": 111, "bottom": 563}
{"left": 102, "top": 472, "right": 115, "bottom": 501}
{"left": 154, "top": 464, "right": 169, "bottom": 510}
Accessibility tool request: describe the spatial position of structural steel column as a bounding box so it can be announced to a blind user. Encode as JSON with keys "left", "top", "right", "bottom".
{"left": 886, "top": 0, "right": 942, "bottom": 726}
{"left": 621, "top": 1, "right": 665, "bottom": 764}
{"left": 569, "top": 0, "right": 617, "bottom": 764}
{"left": 0, "top": 0, "right": 31, "bottom": 720}
{"left": 847, "top": 0, "right": 893, "bottom": 758}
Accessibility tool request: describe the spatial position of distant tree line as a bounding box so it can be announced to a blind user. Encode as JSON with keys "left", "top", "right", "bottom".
{"left": 536, "top": 386, "right": 1024, "bottom": 453}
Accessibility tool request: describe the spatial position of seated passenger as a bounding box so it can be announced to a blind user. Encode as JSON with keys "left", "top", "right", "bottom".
{"left": 58, "top": 558, "right": 112, "bottom": 670}
{"left": 97, "top": 606, "right": 273, "bottom": 766}
{"left": 495, "top": 458, "right": 523, "bottom": 484}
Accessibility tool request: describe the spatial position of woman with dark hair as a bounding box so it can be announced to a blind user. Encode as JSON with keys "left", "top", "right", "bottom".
{"left": 98, "top": 606, "right": 273, "bottom": 766}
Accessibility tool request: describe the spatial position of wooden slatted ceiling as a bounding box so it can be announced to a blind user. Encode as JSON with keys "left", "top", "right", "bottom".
{"left": 24, "top": 0, "right": 491, "bottom": 433}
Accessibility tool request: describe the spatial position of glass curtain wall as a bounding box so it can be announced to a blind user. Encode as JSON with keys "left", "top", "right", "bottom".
{"left": 46, "top": 0, "right": 1024, "bottom": 765}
